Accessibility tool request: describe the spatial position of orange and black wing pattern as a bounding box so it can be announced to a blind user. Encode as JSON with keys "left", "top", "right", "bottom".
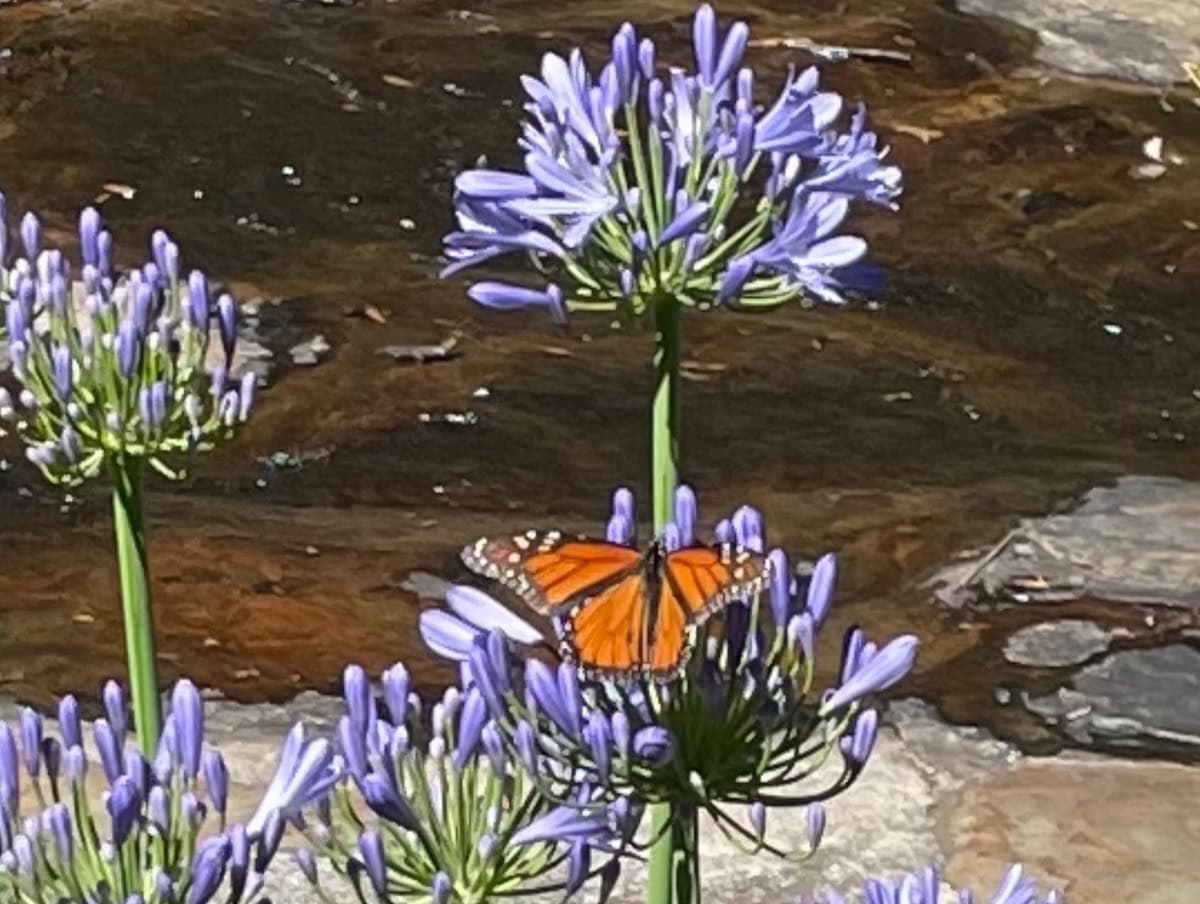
{"left": 562, "top": 542, "right": 770, "bottom": 681}
{"left": 461, "top": 531, "right": 642, "bottom": 616}
{"left": 649, "top": 543, "right": 770, "bottom": 677}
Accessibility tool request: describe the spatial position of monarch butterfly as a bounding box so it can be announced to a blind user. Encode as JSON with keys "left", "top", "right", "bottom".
{"left": 461, "top": 530, "right": 770, "bottom": 681}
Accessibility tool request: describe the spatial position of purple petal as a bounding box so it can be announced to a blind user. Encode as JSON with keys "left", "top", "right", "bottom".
{"left": 806, "top": 554, "right": 836, "bottom": 625}
{"left": 712, "top": 21, "right": 749, "bottom": 88}
{"left": 419, "top": 610, "right": 482, "bottom": 661}
{"left": 510, "top": 804, "right": 609, "bottom": 846}
{"left": 657, "top": 201, "right": 710, "bottom": 247}
{"left": 446, "top": 585, "right": 542, "bottom": 645}
{"left": 468, "top": 281, "right": 567, "bottom": 323}
{"left": 692, "top": 4, "right": 717, "bottom": 84}
{"left": 823, "top": 635, "right": 918, "bottom": 713}
{"left": 455, "top": 170, "right": 538, "bottom": 199}
{"left": 767, "top": 549, "right": 791, "bottom": 627}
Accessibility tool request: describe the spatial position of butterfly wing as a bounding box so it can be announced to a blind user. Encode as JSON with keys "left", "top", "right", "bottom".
{"left": 645, "top": 544, "right": 771, "bottom": 678}
{"left": 561, "top": 573, "right": 649, "bottom": 677}
{"left": 461, "top": 532, "right": 642, "bottom": 616}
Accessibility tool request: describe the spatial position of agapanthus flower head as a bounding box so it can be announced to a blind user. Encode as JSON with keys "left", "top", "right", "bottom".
{"left": 293, "top": 663, "right": 634, "bottom": 904}
{"left": 420, "top": 485, "right": 917, "bottom": 862}
{"left": 0, "top": 196, "right": 257, "bottom": 486}
{"left": 442, "top": 4, "right": 902, "bottom": 322}
{"left": 0, "top": 679, "right": 284, "bottom": 904}
{"left": 806, "top": 862, "right": 1063, "bottom": 904}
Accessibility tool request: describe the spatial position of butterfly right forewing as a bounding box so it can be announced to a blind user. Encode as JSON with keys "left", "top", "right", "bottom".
{"left": 461, "top": 531, "right": 642, "bottom": 617}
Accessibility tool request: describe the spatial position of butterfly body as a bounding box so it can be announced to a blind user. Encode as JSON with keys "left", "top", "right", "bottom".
{"left": 462, "top": 531, "right": 769, "bottom": 681}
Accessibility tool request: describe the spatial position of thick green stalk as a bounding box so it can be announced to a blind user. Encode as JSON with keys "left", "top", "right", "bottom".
{"left": 647, "top": 295, "right": 698, "bottom": 904}
{"left": 110, "top": 457, "right": 162, "bottom": 755}
{"left": 650, "top": 295, "right": 681, "bottom": 530}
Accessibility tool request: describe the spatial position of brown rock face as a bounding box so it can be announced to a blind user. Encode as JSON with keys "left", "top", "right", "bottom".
{"left": 940, "top": 756, "right": 1200, "bottom": 902}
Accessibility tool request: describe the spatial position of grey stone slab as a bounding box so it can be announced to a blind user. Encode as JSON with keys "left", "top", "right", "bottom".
{"left": 957, "top": 0, "right": 1200, "bottom": 84}
{"left": 929, "top": 476, "right": 1200, "bottom": 610}
{"left": 1002, "top": 619, "right": 1112, "bottom": 667}
{"left": 1022, "top": 643, "right": 1200, "bottom": 750}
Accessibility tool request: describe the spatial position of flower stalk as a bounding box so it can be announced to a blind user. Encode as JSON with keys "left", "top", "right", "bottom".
{"left": 648, "top": 292, "right": 689, "bottom": 904}
{"left": 0, "top": 195, "right": 259, "bottom": 755}
{"left": 111, "top": 455, "right": 161, "bottom": 755}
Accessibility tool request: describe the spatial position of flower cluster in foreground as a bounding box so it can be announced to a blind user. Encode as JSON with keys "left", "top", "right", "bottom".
{"left": 0, "top": 679, "right": 326, "bottom": 904}
{"left": 808, "top": 863, "right": 1061, "bottom": 904}
{"left": 285, "top": 663, "right": 633, "bottom": 903}
{"left": 421, "top": 485, "right": 918, "bottom": 858}
{"left": 443, "top": 4, "right": 902, "bottom": 322}
{"left": 0, "top": 192, "right": 256, "bottom": 485}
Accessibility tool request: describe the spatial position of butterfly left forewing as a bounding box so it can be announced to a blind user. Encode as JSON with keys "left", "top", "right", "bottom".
{"left": 461, "top": 532, "right": 642, "bottom": 616}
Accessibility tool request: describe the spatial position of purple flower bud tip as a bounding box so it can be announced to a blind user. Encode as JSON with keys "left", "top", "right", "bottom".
{"left": 692, "top": 4, "right": 717, "bottom": 84}
{"left": 824, "top": 634, "right": 918, "bottom": 713}
{"left": 238, "top": 372, "right": 257, "bottom": 422}
{"left": 79, "top": 207, "right": 102, "bottom": 266}
{"left": 20, "top": 211, "right": 40, "bottom": 260}
{"left": 358, "top": 830, "right": 388, "bottom": 896}
{"left": 748, "top": 801, "right": 766, "bottom": 839}
{"left": 107, "top": 776, "right": 142, "bottom": 847}
{"left": 188, "top": 834, "right": 231, "bottom": 904}
{"left": 202, "top": 748, "right": 229, "bottom": 815}
{"left": 807, "top": 804, "right": 826, "bottom": 848}
{"left": 294, "top": 848, "right": 319, "bottom": 885}
{"left": 58, "top": 695, "right": 82, "bottom": 749}
{"left": 632, "top": 726, "right": 673, "bottom": 765}
{"left": 807, "top": 554, "right": 837, "bottom": 626}
{"left": 216, "top": 293, "right": 237, "bottom": 359}
{"left": 674, "top": 485, "right": 697, "bottom": 545}
{"left": 171, "top": 679, "right": 205, "bottom": 779}
{"left": 468, "top": 281, "right": 567, "bottom": 324}
{"left": 432, "top": 872, "right": 452, "bottom": 904}
{"left": 19, "top": 709, "right": 41, "bottom": 779}
{"left": 847, "top": 708, "right": 879, "bottom": 764}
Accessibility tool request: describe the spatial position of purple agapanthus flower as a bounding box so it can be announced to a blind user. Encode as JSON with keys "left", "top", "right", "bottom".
{"left": 0, "top": 195, "right": 258, "bottom": 486}
{"left": 421, "top": 485, "right": 916, "bottom": 861}
{"left": 807, "top": 863, "right": 1062, "bottom": 904}
{"left": 292, "top": 661, "right": 634, "bottom": 904}
{"left": 441, "top": 4, "right": 903, "bottom": 322}
{"left": 0, "top": 680, "right": 285, "bottom": 904}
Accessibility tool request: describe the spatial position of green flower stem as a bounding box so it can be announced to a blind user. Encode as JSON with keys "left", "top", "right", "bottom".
{"left": 650, "top": 294, "right": 681, "bottom": 531}
{"left": 111, "top": 456, "right": 162, "bottom": 755}
{"left": 647, "top": 291, "right": 696, "bottom": 904}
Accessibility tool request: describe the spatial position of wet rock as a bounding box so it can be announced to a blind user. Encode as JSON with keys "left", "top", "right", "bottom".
{"left": 957, "top": 0, "right": 1200, "bottom": 84}
{"left": 1002, "top": 618, "right": 1111, "bottom": 667}
{"left": 928, "top": 476, "right": 1200, "bottom": 610}
{"left": 401, "top": 570, "right": 453, "bottom": 600}
{"left": 288, "top": 334, "right": 330, "bottom": 366}
{"left": 1022, "top": 643, "right": 1200, "bottom": 751}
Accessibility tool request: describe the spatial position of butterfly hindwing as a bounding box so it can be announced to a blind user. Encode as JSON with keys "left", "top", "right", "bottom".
{"left": 461, "top": 532, "right": 642, "bottom": 616}
{"left": 563, "top": 573, "right": 649, "bottom": 675}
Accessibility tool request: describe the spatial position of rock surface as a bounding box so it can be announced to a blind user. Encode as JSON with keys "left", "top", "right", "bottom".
{"left": 958, "top": 0, "right": 1200, "bottom": 84}
{"left": 1002, "top": 618, "right": 1111, "bottom": 667}
{"left": 1022, "top": 643, "right": 1200, "bottom": 753}
{"left": 930, "top": 476, "right": 1200, "bottom": 610}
